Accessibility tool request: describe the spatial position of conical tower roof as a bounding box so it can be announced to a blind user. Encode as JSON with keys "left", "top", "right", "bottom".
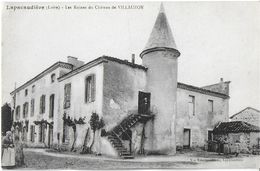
{"left": 140, "top": 3, "right": 180, "bottom": 58}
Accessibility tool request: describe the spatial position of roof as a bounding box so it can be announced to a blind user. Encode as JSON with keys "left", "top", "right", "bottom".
{"left": 230, "top": 107, "right": 260, "bottom": 119}
{"left": 213, "top": 121, "right": 260, "bottom": 133}
{"left": 58, "top": 55, "right": 147, "bottom": 81}
{"left": 140, "top": 3, "right": 180, "bottom": 58}
{"left": 177, "top": 82, "right": 230, "bottom": 99}
{"left": 10, "top": 62, "right": 73, "bottom": 95}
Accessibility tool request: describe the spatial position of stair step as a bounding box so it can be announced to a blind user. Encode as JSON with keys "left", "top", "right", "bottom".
{"left": 120, "top": 152, "right": 131, "bottom": 155}
{"left": 114, "top": 145, "right": 123, "bottom": 148}
{"left": 122, "top": 155, "right": 134, "bottom": 159}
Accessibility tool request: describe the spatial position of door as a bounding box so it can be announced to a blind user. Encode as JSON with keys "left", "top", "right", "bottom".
{"left": 48, "top": 126, "right": 53, "bottom": 148}
{"left": 208, "top": 130, "right": 213, "bottom": 141}
{"left": 183, "top": 129, "right": 191, "bottom": 148}
{"left": 138, "top": 91, "right": 151, "bottom": 114}
{"left": 30, "top": 125, "right": 35, "bottom": 142}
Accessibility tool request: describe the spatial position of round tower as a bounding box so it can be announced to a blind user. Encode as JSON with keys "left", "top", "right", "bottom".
{"left": 140, "top": 4, "right": 180, "bottom": 154}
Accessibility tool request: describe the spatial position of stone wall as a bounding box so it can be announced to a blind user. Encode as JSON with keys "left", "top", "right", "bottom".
{"left": 176, "top": 88, "right": 229, "bottom": 148}
{"left": 215, "top": 132, "right": 260, "bottom": 153}
{"left": 102, "top": 60, "right": 146, "bottom": 131}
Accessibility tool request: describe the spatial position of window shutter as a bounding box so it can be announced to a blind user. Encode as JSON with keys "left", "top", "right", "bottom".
{"left": 91, "top": 75, "right": 96, "bottom": 102}
{"left": 43, "top": 95, "right": 45, "bottom": 113}
{"left": 40, "top": 96, "right": 43, "bottom": 114}
{"left": 67, "top": 84, "right": 71, "bottom": 108}
{"left": 85, "top": 77, "right": 90, "bottom": 102}
{"left": 64, "top": 85, "right": 66, "bottom": 108}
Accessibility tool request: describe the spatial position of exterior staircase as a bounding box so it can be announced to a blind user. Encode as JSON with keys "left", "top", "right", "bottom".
{"left": 107, "top": 133, "right": 134, "bottom": 159}
{"left": 107, "top": 113, "right": 154, "bottom": 159}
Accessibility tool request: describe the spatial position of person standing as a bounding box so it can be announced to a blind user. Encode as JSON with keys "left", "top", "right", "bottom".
{"left": 223, "top": 137, "right": 229, "bottom": 156}
{"left": 234, "top": 140, "right": 240, "bottom": 157}
{"left": 1, "top": 131, "right": 15, "bottom": 168}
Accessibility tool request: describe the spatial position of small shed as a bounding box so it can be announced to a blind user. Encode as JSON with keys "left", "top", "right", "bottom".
{"left": 213, "top": 121, "right": 260, "bottom": 153}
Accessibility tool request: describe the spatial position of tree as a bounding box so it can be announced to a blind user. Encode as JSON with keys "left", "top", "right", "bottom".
{"left": 1, "top": 103, "right": 12, "bottom": 136}
{"left": 89, "top": 113, "right": 105, "bottom": 153}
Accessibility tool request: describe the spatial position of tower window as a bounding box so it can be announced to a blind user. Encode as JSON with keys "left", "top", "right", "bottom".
{"left": 25, "top": 89, "right": 28, "bottom": 96}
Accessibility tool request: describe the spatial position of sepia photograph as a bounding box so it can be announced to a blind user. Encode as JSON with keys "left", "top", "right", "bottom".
{"left": 1, "top": 1, "right": 260, "bottom": 169}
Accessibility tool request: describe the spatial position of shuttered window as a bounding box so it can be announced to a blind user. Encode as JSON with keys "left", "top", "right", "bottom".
{"left": 85, "top": 74, "right": 96, "bottom": 103}
{"left": 40, "top": 95, "right": 46, "bottom": 114}
{"left": 31, "top": 99, "right": 35, "bottom": 117}
{"left": 64, "top": 84, "right": 71, "bottom": 109}
{"left": 23, "top": 102, "right": 29, "bottom": 118}
{"left": 49, "top": 94, "right": 55, "bottom": 118}
{"left": 16, "top": 106, "right": 20, "bottom": 120}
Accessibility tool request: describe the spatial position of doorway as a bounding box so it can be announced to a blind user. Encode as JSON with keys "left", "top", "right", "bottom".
{"left": 183, "top": 128, "right": 191, "bottom": 148}
{"left": 48, "top": 126, "right": 53, "bottom": 148}
{"left": 138, "top": 91, "right": 151, "bottom": 114}
{"left": 208, "top": 130, "right": 213, "bottom": 141}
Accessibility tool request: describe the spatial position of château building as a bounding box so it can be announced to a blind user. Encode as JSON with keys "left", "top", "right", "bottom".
{"left": 10, "top": 4, "right": 230, "bottom": 158}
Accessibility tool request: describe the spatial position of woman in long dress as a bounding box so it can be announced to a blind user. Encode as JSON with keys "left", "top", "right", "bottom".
{"left": 223, "top": 138, "right": 229, "bottom": 156}
{"left": 1, "top": 131, "right": 15, "bottom": 168}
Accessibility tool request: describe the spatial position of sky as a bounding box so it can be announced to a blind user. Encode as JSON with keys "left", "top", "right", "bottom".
{"left": 2, "top": 2, "right": 260, "bottom": 116}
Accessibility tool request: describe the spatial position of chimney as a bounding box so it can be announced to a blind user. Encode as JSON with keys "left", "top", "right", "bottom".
{"left": 131, "top": 54, "right": 135, "bottom": 64}
{"left": 67, "top": 56, "right": 84, "bottom": 69}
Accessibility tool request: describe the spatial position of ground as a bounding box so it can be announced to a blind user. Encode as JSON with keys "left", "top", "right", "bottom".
{"left": 15, "top": 148, "right": 260, "bottom": 169}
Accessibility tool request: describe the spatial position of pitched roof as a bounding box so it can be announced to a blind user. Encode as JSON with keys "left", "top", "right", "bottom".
{"left": 58, "top": 55, "right": 147, "bottom": 81}
{"left": 213, "top": 121, "right": 260, "bottom": 133}
{"left": 10, "top": 62, "right": 73, "bottom": 95}
{"left": 230, "top": 107, "right": 260, "bottom": 119}
{"left": 177, "top": 82, "right": 230, "bottom": 99}
{"left": 140, "top": 3, "right": 180, "bottom": 58}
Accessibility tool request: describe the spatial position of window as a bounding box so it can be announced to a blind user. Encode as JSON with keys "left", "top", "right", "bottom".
{"left": 208, "top": 100, "right": 213, "bottom": 113}
{"left": 51, "top": 73, "right": 56, "bottom": 83}
{"left": 31, "top": 99, "right": 35, "bottom": 117}
{"left": 25, "top": 89, "right": 28, "bottom": 96}
{"left": 49, "top": 94, "right": 55, "bottom": 118}
{"left": 85, "top": 75, "right": 96, "bottom": 103}
{"left": 32, "top": 85, "right": 35, "bottom": 93}
{"left": 64, "top": 84, "right": 71, "bottom": 109}
{"left": 23, "top": 102, "right": 29, "bottom": 118}
{"left": 15, "top": 106, "right": 20, "bottom": 120}
{"left": 40, "top": 95, "right": 46, "bottom": 114}
{"left": 188, "top": 95, "right": 195, "bottom": 116}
